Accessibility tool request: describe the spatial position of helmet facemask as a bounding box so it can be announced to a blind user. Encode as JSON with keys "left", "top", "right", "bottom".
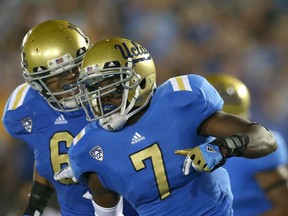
{"left": 78, "top": 59, "right": 148, "bottom": 131}
{"left": 23, "top": 53, "right": 85, "bottom": 112}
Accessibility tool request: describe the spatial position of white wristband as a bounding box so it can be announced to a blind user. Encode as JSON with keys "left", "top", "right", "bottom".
{"left": 92, "top": 196, "right": 124, "bottom": 216}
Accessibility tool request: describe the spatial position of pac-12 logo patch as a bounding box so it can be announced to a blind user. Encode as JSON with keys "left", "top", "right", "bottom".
{"left": 89, "top": 146, "right": 103, "bottom": 161}
{"left": 21, "top": 117, "right": 32, "bottom": 133}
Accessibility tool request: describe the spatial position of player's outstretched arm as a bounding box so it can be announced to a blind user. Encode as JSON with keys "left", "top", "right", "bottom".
{"left": 198, "top": 111, "right": 277, "bottom": 158}
{"left": 175, "top": 111, "right": 277, "bottom": 173}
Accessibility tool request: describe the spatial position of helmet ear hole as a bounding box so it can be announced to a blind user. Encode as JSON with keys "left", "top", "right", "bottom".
{"left": 139, "top": 79, "right": 146, "bottom": 89}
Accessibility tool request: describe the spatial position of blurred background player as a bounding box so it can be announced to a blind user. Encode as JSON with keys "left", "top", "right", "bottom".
{"left": 206, "top": 73, "right": 288, "bottom": 216}
{"left": 2, "top": 19, "right": 98, "bottom": 216}
{"left": 55, "top": 37, "right": 276, "bottom": 215}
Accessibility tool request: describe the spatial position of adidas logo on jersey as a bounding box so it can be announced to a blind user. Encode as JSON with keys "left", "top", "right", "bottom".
{"left": 54, "top": 114, "right": 68, "bottom": 125}
{"left": 131, "top": 132, "right": 145, "bottom": 144}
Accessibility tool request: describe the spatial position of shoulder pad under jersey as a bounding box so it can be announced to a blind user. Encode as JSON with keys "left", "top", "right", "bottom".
{"left": 2, "top": 83, "right": 52, "bottom": 136}
{"left": 155, "top": 74, "right": 223, "bottom": 108}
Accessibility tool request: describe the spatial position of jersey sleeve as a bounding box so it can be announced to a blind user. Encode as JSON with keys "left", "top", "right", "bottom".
{"left": 165, "top": 74, "right": 224, "bottom": 129}
{"left": 68, "top": 124, "right": 101, "bottom": 182}
{"left": 2, "top": 83, "right": 53, "bottom": 151}
{"left": 2, "top": 83, "right": 32, "bottom": 137}
{"left": 187, "top": 74, "right": 224, "bottom": 112}
{"left": 69, "top": 123, "right": 112, "bottom": 190}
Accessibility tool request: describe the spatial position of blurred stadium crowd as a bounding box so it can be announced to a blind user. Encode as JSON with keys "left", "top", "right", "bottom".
{"left": 1, "top": 0, "right": 288, "bottom": 214}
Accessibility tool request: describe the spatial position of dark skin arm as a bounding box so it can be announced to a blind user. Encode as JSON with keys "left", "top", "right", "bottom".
{"left": 175, "top": 111, "right": 277, "bottom": 173}
{"left": 34, "top": 167, "right": 54, "bottom": 189}
{"left": 86, "top": 172, "right": 120, "bottom": 209}
{"left": 179, "top": 111, "right": 285, "bottom": 214}
{"left": 198, "top": 111, "right": 277, "bottom": 158}
{"left": 22, "top": 166, "right": 54, "bottom": 214}
{"left": 256, "top": 165, "right": 288, "bottom": 216}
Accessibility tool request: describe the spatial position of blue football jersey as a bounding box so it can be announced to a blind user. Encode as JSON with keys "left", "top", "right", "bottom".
{"left": 224, "top": 130, "right": 288, "bottom": 216}
{"left": 69, "top": 74, "right": 234, "bottom": 216}
{"left": 2, "top": 83, "right": 95, "bottom": 216}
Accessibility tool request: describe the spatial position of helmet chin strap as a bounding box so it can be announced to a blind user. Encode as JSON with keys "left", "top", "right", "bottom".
{"left": 99, "top": 113, "right": 128, "bottom": 131}
{"left": 61, "top": 96, "right": 79, "bottom": 109}
{"left": 46, "top": 95, "right": 79, "bottom": 111}
{"left": 99, "top": 84, "right": 155, "bottom": 131}
{"left": 99, "top": 86, "right": 140, "bottom": 131}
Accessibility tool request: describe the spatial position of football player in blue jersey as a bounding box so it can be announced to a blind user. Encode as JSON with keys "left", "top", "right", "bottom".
{"left": 54, "top": 37, "right": 277, "bottom": 215}
{"left": 2, "top": 20, "right": 129, "bottom": 216}
{"left": 206, "top": 74, "right": 288, "bottom": 216}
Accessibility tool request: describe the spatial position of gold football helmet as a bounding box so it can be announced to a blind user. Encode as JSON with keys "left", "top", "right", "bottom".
{"left": 78, "top": 37, "right": 156, "bottom": 131}
{"left": 205, "top": 74, "right": 250, "bottom": 118}
{"left": 21, "top": 19, "right": 91, "bottom": 112}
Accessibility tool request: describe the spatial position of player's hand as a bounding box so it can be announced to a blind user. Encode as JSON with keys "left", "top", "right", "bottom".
{"left": 175, "top": 143, "right": 225, "bottom": 174}
{"left": 54, "top": 166, "right": 77, "bottom": 182}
